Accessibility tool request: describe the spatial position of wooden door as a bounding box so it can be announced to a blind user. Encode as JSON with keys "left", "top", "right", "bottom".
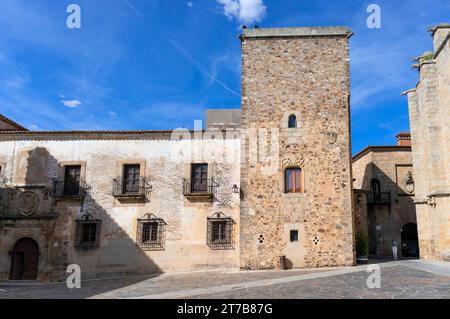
{"left": 10, "top": 252, "right": 25, "bottom": 280}
{"left": 10, "top": 238, "right": 39, "bottom": 280}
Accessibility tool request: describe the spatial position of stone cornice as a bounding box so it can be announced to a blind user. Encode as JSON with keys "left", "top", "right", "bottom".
{"left": 352, "top": 146, "right": 411, "bottom": 162}
{"left": 241, "top": 26, "right": 353, "bottom": 40}
{"left": 401, "top": 88, "right": 416, "bottom": 96}
{"left": 427, "top": 23, "right": 450, "bottom": 35}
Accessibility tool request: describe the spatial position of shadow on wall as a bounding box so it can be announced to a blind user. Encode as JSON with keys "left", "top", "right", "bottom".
{"left": 1, "top": 147, "right": 162, "bottom": 296}
{"left": 359, "top": 162, "right": 418, "bottom": 258}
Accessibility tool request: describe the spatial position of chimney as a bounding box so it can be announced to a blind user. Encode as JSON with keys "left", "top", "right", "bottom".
{"left": 396, "top": 132, "right": 411, "bottom": 146}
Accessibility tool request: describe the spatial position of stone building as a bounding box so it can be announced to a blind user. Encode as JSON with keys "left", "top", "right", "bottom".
{"left": 240, "top": 27, "right": 354, "bottom": 269}
{"left": 402, "top": 24, "right": 450, "bottom": 262}
{"left": 352, "top": 133, "right": 418, "bottom": 258}
{"left": 0, "top": 26, "right": 356, "bottom": 282}
{"left": 0, "top": 125, "right": 241, "bottom": 281}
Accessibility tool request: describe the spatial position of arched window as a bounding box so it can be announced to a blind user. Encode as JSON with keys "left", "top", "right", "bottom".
{"left": 288, "top": 114, "right": 297, "bottom": 128}
{"left": 285, "top": 167, "right": 303, "bottom": 193}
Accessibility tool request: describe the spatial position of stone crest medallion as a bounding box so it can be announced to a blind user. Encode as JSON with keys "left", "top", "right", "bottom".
{"left": 326, "top": 132, "right": 338, "bottom": 145}
{"left": 405, "top": 171, "right": 415, "bottom": 194}
{"left": 18, "top": 191, "right": 39, "bottom": 216}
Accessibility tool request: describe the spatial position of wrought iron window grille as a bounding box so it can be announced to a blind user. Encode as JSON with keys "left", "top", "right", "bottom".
{"left": 183, "top": 178, "right": 218, "bottom": 195}
{"left": 206, "top": 212, "right": 235, "bottom": 250}
{"left": 137, "top": 213, "right": 167, "bottom": 251}
{"left": 53, "top": 178, "right": 91, "bottom": 198}
{"left": 75, "top": 213, "right": 101, "bottom": 250}
{"left": 112, "top": 176, "right": 152, "bottom": 198}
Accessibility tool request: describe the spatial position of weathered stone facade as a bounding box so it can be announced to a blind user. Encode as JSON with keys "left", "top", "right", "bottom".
{"left": 0, "top": 131, "right": 240, "bottom": 281}
{"left": 239, "top": 27, "right": 355, "bottom": 269}
{"left": 403, "top": 24, "right": 450, "bottom": 261}
{"left": 0, "top": 26, "right": 357, "bottom": 282}
{"left": 352, "top": 134, "right": 417, "bottom": 257}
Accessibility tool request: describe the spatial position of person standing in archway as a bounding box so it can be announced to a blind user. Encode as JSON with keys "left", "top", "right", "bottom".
{"left": 391, "top": 239, "right": 398, "bottom": 260}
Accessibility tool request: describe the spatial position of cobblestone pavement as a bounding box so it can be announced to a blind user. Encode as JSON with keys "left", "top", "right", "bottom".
{"left": 0, "top": 260, "right": 449, "bottom": 299}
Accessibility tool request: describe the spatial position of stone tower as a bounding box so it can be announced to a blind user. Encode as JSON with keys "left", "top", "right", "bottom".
{"left": 403, "top": 24, "right": 450, "bottom": 261}
{"left": 239, "top": 27, "right": 355, "bottom": 269}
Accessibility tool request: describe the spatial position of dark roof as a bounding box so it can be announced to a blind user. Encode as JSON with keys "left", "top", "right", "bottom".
{"left": 352, "top": 146, "right": 412, "bottom": 162}
{"left": 396, "top": 132, "right": 411, "bottom": 137}
{"left": 0, "top": 128, "right": 238, "bottom": 141}
{"left": 0, "top": 114, "right": 28, "bottom": 131}
{"left": 0, "top": 129, "right": 173, "bottom": 134}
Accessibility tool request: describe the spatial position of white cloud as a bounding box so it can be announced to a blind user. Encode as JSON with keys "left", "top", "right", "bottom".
{"left": 187, "top": 2, "right": 194, "bottom": 7}
{"left": 60, "top": 99, "right": 82, "bottom": 108}
{"left": 107, "top": 110, "right": 117, "bottom": 116}
{"left": 217, "top": 0, "right": 266, "bottom": 24}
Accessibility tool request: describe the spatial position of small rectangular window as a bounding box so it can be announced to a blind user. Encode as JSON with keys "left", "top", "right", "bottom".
{"left": 142, "top": 222, "right": 159, "bottom": 243}
{"left": 137, "top": 214, "right": 166, "bottom": 250}
{"left": 75, "top": 219, "right": 101, "bottom": 249}
{"left": 207, "top": 213, "right": 234, "bottom": 250}
{"left": 290, "top": 230, "right": 299, "bottom": 242}
{"left": 212, "top": 220, "right": 228, "bottom": 242}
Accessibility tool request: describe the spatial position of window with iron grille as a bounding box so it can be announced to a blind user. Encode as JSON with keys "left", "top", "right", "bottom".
{"left": 137, "top": 213, "right": 166, "bottom": 250}
{"left": 75, "top": 214, "right": 101, "bottom": 250}
{"left": 207, "top": 212, "right": 234, "bottom": 250}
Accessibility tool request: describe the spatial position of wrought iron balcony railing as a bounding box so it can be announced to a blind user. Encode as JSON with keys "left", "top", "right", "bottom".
{"left": 53, "top": 179, "right": 91, "bottom": 198}
{"left": 112, "top": 176, "right": 151, "bottom": 198}
{"left": 366, "top": 191, "right": 391, "bottom": 204}
{"left": 183, "top": 178, "right": 217, "bottom": 201}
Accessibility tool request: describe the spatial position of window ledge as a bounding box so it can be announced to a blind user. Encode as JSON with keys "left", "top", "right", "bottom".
{"left": 184, "top": 193, "right": 214, "bottom": 202}
{"left": 55, "top": 195, "right": 84, "bottom": 201}
{"left": 282, "top": 193, "right": 306, "bottom": 198}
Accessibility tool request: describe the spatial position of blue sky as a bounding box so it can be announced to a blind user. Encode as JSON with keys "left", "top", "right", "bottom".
{"left": 0, "top": 0, "right": 448, "bottom": 154}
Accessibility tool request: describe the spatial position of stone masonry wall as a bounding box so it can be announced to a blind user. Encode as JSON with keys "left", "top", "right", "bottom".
{"left": 0, "top": 132, "right": 240, "bottom": 280}
{"left": 405, "top": 25, "right": 450, "bottom": 261}
{"left": 352, "top": 149, "right": 416, "bottom": 257}
{"left": 240, "top": 29, "right": 355, "bottom": 269}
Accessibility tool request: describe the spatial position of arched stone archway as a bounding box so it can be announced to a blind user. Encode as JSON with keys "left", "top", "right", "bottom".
{"left": 10, "top": 237, "right": 39, "bottom": 280}
{"left": 401, "top": 223, "right": 419, "bottom": 258}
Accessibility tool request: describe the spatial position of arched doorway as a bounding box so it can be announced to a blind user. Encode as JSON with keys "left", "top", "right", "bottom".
{"left": 10, "top": 238, "right": 39, "bottom": 280}
{"left": 401, "top": 223, "right": 419, "bottom": 258}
